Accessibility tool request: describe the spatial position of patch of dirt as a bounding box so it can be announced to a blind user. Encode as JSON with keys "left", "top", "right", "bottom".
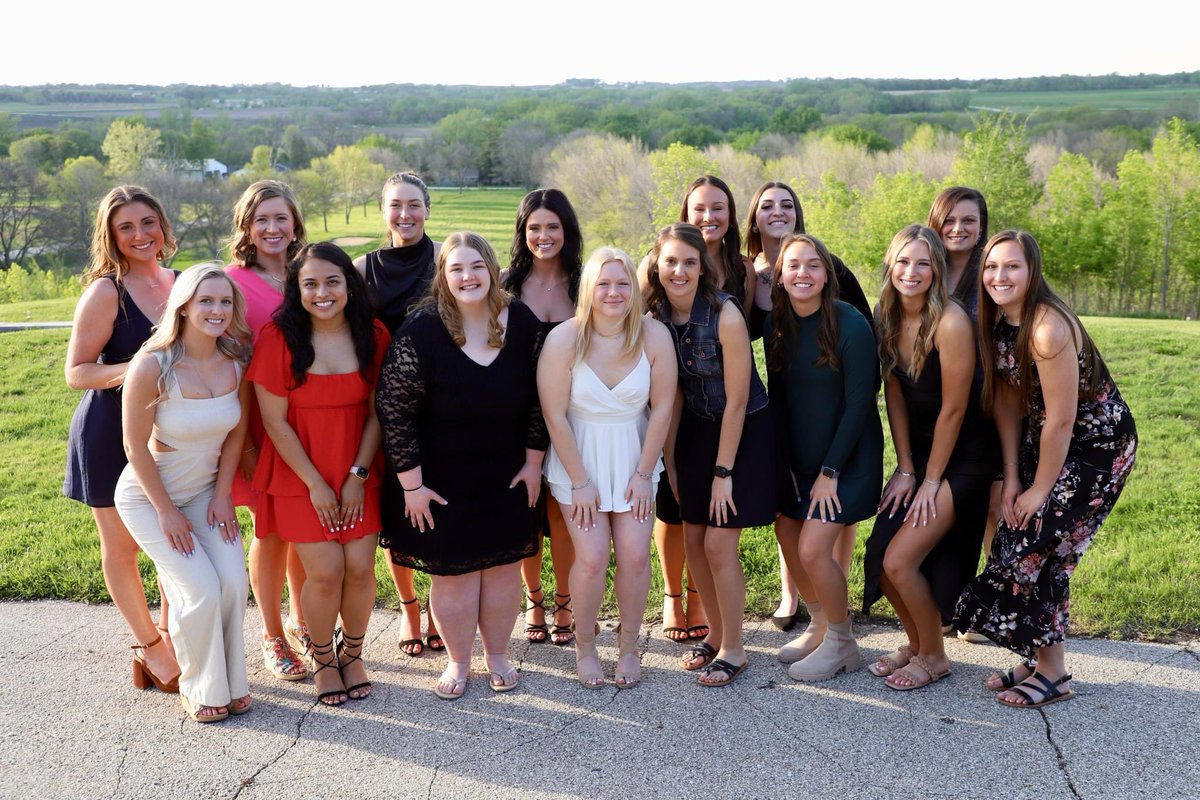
{"left": 332, "top": 237, "right": 372, "bottom": 247}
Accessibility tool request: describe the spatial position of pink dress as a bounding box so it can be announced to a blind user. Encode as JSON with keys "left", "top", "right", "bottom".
{"left": 225, "top": 265, "right": 284, "bottom": 508}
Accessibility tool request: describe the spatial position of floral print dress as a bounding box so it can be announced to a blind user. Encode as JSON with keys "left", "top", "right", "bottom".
{"left": 953, "top": 318, "right": 1137, "bottom": 657}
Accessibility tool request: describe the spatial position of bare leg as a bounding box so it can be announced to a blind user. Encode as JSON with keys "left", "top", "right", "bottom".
{"left": 293, "top": 541, "right": 348, "bottom": 704}
{"left": 996, "top": 641, "right": 1072, "bottom": 705}
{"left": 696, "top": 524, "right": 747, "bottom": 684}
{"left": 654, "top": 520, "right": 688, "bottom": 640}
{"left": 336, "top": 535, "right": 378, "bottom": 699}
{"left": 249, "top": 533, "right": 289, "bottom": 639}
{"left": 429, "top": 571, "right": 480, "bottom": 697}
{"left": 389, "top": 561, "right": 425, "bottom": 655}
{"left": 563, "top": 504, "right": 612, "bottom": 687}
{"left": 546, "top": 501, "right": 575, "bottom": 643}
{"left": 96, "top": 507, "right": 179, "bottom": 682}
{"left": 519, "top": 533, "right": 548, "bottom": 639}
{"left": 478, "top": 562, "right": 523, "bottom": 690}
{"left": 611, "top": 510, "right": 652, "bottom": 684}
{"left": 835, "top": 523, "right": 856, "bottom": 577}
{"left": 285, "top": 541, "right": 307, "bottom": 624}
{"left": 881, "top": 486, "right": 957, "bottom": 687}
{"left": 773, "top": 535, "right": 799, "bottom": 620}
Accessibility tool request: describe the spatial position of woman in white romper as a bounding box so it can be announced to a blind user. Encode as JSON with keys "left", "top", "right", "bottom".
{"left": 116, "top": 264, "right": 253, "bottom": 723}
{"left": 538, "top": 248, "right": 677, "bottom": 689}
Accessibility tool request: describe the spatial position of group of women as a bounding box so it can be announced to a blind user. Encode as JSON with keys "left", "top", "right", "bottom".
{"left": 64, "top": 170, "right": 1137, "bottom": 720}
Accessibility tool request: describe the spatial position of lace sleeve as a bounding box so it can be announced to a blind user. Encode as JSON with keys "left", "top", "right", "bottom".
{"left": 522, "top": 309, "right": 550, "bottom": 452}
{"left": 376, "top": 325, "right": 426, "bottom": 472}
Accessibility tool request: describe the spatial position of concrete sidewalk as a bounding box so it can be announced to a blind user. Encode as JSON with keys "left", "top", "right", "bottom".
{"left": 1, "top": 600, "right": 1196, "bottom": 799}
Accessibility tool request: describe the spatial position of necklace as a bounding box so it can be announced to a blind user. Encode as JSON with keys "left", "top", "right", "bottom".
{"left": 593, "top": 327, "right": 623, "bottom": 339}
{"left": 257, "top": 266, "right": 285, "bottom": 289}
{"left": 530, "top": 275, "right": 566, "bottom": 292}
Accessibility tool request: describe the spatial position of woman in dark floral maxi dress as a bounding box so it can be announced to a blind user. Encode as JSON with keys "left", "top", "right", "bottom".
{"left": 953, "top": 230, "right": 1137, "bottom": 709}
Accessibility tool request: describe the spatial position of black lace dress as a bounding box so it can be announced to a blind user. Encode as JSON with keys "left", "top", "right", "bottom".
{"left": 953, "top": 319, "right": 1138, "bottom": 657}
{"left": 375, "top": 300, "right": 549, "bottom": 575}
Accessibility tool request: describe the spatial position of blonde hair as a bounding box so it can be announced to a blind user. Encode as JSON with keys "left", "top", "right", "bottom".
{"left": 422, "top": 232, "right": 510, "bottom": 348}
{"left": 139, "top": 263, "right": 251, "bottom": 404}
{"left": 228, "top": 180, "right": 307, "bottom": 267}
{"left": 83, "top": 186, "right": 177, "bottom": 285}
{"left": 875, "top": 224, "right": 949, "bottom": 380}
{"left": 573, "top": 247, "right": 644, "bottom": 364}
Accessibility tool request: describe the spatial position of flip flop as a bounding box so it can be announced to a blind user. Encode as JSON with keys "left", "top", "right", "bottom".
{"left": 680, "top": 641, "right": 717, "bottom": 672}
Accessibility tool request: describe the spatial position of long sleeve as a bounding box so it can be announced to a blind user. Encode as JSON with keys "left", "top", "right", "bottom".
{"left": 821, "top": 307, "right": 879, "bottom": 473}
{"left": 375, "top": 319, "right": 427, "bottom": 473}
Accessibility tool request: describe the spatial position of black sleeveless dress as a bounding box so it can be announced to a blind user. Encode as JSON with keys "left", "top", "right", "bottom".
{"left": 64, "top": 275, "right": 173, "bottom": 508}
{"left": 862, "top": 347, "right": 998, "bottom": 619}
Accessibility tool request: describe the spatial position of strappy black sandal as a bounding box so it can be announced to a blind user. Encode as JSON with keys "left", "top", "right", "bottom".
{"left": 997, "top": 671, "right": 1074, "bottom": 709}
{"left": 987, "top": 658, "right": 1037, "bottom": 690}
{"left": 309, "top": 639, "right": 348, "bottom": 707}
{"left": 397, "top": 597, "right": 424, "bottom": 657}
{"left": 551, "top": 592, "right": 575, "bottom": 646}
{"left": 523, "top": 585, "right": 549, "bottom": 643}
{"left": 661, "top": 592, "right": 688, "bottom": 642}
{"left": 336, "top": 629, "right": 372, "bottom": 701}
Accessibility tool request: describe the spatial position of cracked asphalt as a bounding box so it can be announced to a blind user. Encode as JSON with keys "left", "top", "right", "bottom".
{"left": 1, "top": 600, "right": 1197, "bottom": 799}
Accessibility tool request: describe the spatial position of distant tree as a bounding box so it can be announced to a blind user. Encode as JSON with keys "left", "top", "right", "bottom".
{"left": 496, "top": 119, "right": 555, "bottom": 188}
{"left": 50, "top": 156, "right": 108, "bottom": 258}
{"left": 822, "top": 124, "right": 894, "bottom": 153}
{"left": 851, "top": 170, "right": 938, "bottom": 269}
{"left": 242, "top": 145, "right": 278, "bottom": 181}
{"left": 325, "top": 146, "right": 385, "bottom": 223}
{"left": 294, "top": 160, "right": 340, "bottom": 233}
{"left": 1103, "top": 150, "right": 1156, "bottom": 310}
{"left": 281, "top": 124, "right": 310, "bottom": 168}
{"left": 1034, "top": 152, "right": 1108, "bottom": 298}
{"left": 177, "top": 178, "right": 238, "bottom": 260}
{"left": 1144, "top": 119, "right": 1200, "bottom": 312}
{"left": 0, "top": 157, "right": 49, "bottom": 270}
{"left": 543, "top": 133, "right": 652, "bottom": 254}
{"left": 660, "top": 123, "right": 721, "bottom": 150}
{"left": 948, "top": 112, "right": 1041, "bottom": 232}
{"left": 649, "top": 143, "right": 717, "bottom": 231}
{"left": 185, "top": 119, "right": 219, "bottom": 162}
{"left": 767, "top": 105, "right": 821, "bottom": 137}
{"left": 102, "top": 119, "right": 162, "bottom": 179}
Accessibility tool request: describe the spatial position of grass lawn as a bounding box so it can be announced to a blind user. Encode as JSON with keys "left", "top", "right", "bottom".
{"left": 970, "top": 86, "right": 1200, "bottom": 113}
{"left": 1, "top": 316, "right": 1196, "bottom": 640}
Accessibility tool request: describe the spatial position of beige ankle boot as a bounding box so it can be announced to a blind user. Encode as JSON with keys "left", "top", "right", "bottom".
{"left": 787, "top": 617, "right": 860, "bottom": 682}
{"left": 778, "top": 601, "right": 827, "bottom": 664}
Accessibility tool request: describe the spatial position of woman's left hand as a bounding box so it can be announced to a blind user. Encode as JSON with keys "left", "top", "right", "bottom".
{"left": 1012, "top": 486, "right": 1050, "bottom": 530}
{"left": 624, "top": 473, "right": 654, "bottom": 523}
{"left": 206, "top": 493, "right": 240, "bottom": 544}
{"left": 806, "top": 474, "right": 842, "bottom": 524}
{"left": 510, "top": 461, "right": 543, "bottom": 508}
{"left": 709, "top": 476, "right": 736, "bottom": 525}
{"left": 904, "top": 478, "right": 942, "bottom": 528}
{"left": 338, "top": 475, "right": 365, "bottom": 531}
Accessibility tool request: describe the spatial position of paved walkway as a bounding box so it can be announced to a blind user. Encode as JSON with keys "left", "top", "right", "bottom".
{"left": 1, "top": 600, "right": 1196, "bottom": 799}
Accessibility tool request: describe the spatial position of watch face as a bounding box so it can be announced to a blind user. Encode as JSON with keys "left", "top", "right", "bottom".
{"left": 351, "top": 466, "right": 369, "bottom": 480}
{"left": 713, "top": 466, "right": 732, "bottom": 478}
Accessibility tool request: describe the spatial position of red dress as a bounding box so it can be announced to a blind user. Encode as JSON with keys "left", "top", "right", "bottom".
{"left": 248, "top": 320, "right": 389, "bottom": 543}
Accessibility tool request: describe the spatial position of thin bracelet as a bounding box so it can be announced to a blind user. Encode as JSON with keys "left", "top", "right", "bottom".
{"left": 894, "top": 467, "right": 916, "bottom": 478}
{"left": 923, "top": 478, "right": 942, "bottom": 487}
{"left": 401, "top": 483, "right": 423, "bottom": 492}
{"left": 1003, "top": 461, "right": 1018, "bottom": 466}
{"left": 571, "top": 477, "right": 592, "bottom": 491}
{"left": 896, "top": 452, "right": 913, "bottom": 458}
{"left": 243, "top": 446, "right": 256, "bottom": 454}
{"left": 634, "top": 469, "right": 653, "bottom": 480}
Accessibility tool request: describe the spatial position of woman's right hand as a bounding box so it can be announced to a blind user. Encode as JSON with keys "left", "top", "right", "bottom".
{"left": 307, "top": 481, "right": 341, "bottom": 531}
{"left": 570, "top": 480, "right": 600, "bottom": 530}
{"left": 157, "top": 505, "right": 195, "bottom": 557}
{"left": 404, "top": 484, "right": 448, "bottom": 533}
{"left": 878, "top": 471, "right": 916, "bottom": 519}
{"left": 1000, "top": 475, "right": 1022, "bottom": 530}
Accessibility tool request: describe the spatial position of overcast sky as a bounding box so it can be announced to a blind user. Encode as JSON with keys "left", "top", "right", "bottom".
{"left": 7, "top": 1, "right": 1194, "bottom": 87}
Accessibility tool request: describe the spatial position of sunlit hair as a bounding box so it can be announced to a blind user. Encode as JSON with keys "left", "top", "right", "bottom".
{"left": 927, "top": 186, "right": 988, "bottom": 306}
{"left": 678, "top": 175, "right": 747, "bottom": 304}
{"left": 503, "top": 188, "right": 583, "bottom": 303}
{"left": 978, "top": 230, "right": 1101, "bottom": 413}
{"left": 272, "top": 242, "right": 377, "bottom": 388}
{"left": 420, "top": 232, "right": 510, "bottom": 349}
{"left": 766, "top": 234, "right": 841, "bottom": 373}
{"left": 875, "top": 224, "right": 949, "bottom": 381}
{"left": 228, "top": 180, "right": 307, "bottom": 268}
{"left": 745, "top": 181, "right": 806, "bottom": 259}
{"left": 573, "top": 247, "right": 644, "bottom": 364}
{"left": 139, "top": 263, "right": 250, "bottom": 404}
{"left": 644, "top": 223, "right": 721, "bottom": 319}
{"left": 380, "top": 171, "right": 431, "bottom": 246}
{"left": 83, "top": 185, "right": 177, "bottom": 285}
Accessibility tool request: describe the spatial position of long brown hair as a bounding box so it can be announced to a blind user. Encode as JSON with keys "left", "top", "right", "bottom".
{"left": 978, "top": 230, "right": 1102, "bottom": 413}
{"left": 766, "top": 234, "right": 840, "bottom": 373}
{"left": 644, "top": 223, "right": 721, "bottom": 320}
{"left": 875, "top": 224, "right": 949, "bottom": 381}
{"left": 678, "top": 175, "right": 747, "bottom": 304}
{"left": 228, "top": 180, "right": 307, "bottom": 268}
{"left": 83, "top": 185, "right": 177, "bottom": 285}
{"left": 745, "top": 181, "right": 805, "bottom": 259}
{"left": 927, "top": 185, "right": 988, "bottom": 305}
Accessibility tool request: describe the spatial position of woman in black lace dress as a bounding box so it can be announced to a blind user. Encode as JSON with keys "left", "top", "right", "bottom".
{"left": 954, "top": 231, "right": 1137, "bottom": 709}
{"left": 376, "top": 232, "right": 548, "bottom": 700}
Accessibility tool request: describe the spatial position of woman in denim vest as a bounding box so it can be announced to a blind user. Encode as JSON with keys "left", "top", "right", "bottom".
{"left": 646, "top": 223, "right": 775, "bottom": 687}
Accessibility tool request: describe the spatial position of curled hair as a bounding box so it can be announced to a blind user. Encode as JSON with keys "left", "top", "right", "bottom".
{"left": 272, "top": 242, "right": 377, "bottom": 388}
{"left": 978, "top": 230, "right": 1102, "bottom": 414}
{"left": 504, "top": 188, "right": 583, "bottom": 303}
{"left": 83, "top": 185, "right": 177, "bottom": 285}
{"left": 574, "top": 247, "right": 645, "bottom": 364}
{"left": 875, "top": 224, "right": 949, "bottom": 381}
{"left": 678, "top": 175, "right": 747, "bottom": 304}
{"left": 745, "top": 181, "right": 806, "bottom": 259}
{"left": 766, "top": 234, "right": 841, "bottom": 374}
{"left": 645, "top": 223, "right": 721, "bottom": 319}
{"left": 420, "top": 232, "right": 510, "bottom": 349}
{"left": 228, "top": 180, "right": 307, "bottom": 268}
{"left": 927, "top": 186, "right": 988, "bottom": 305}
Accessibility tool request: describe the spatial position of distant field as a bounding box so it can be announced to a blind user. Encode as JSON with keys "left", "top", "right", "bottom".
{"left": 1, "top": 316, "right": 1196, "bottom": 640}
{"left": 970, "top": 86, "right": 1200, "bottom": 112}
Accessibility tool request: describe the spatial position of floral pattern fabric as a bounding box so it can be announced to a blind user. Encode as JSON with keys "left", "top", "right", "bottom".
{"left": 953, "top": 319, "right": 1137, "bottom": 657}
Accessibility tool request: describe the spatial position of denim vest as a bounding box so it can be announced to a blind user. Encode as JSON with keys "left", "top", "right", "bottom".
{"left": 658, "top": 291, "right": 769, "bottom": 421}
